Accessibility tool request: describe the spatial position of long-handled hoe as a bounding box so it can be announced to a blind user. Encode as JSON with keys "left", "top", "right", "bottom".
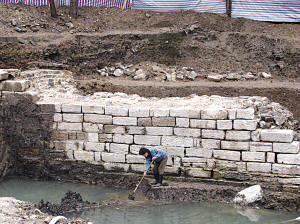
{"left": 128, "top": 160, "right": 154, "bottom": 200}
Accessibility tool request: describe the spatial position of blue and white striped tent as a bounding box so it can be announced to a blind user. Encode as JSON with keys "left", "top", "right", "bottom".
{"left": 1, "top": 0, "right": 299, "bottom": 22}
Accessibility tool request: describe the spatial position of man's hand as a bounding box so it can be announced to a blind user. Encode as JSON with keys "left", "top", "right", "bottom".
{"left": 143, "top": 172, "right": 147, "bottom": 177}
{"left": 152, "top": 157, "right": 156, "bottom": 161}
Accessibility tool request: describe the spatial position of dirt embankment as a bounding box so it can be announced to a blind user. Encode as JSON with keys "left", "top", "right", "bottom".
{"left": 0, "top": 5, "right": 299, "bottom": 122}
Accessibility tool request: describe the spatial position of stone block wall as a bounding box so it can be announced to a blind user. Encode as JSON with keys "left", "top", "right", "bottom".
{"left": 1, "top": 76, "right": 299, "bottom": 187}
{"left": 45, "top": 102, "right": 300, "bottom": 185}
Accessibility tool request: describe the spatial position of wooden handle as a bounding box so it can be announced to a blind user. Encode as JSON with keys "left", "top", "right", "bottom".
{"left": 133, "top": 160, "right": 154, "bottom": 193}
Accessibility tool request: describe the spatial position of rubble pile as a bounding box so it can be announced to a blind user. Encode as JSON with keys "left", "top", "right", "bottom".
{"left": 98, "top": 61, "right": 272, "bottom": 82}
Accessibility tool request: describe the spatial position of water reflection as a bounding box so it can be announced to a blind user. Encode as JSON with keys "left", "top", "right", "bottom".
{"left": 0, "top": 178, "right": 299, "bottom": 224}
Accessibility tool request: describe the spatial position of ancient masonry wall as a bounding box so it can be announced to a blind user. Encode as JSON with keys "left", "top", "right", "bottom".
{"left": 45, "top": 102, "right": 300, "bottom": 187}
{"left": 1, "top": 76, "right": 300, "bottom": 188}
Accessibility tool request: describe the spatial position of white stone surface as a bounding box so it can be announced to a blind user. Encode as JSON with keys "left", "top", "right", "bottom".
{"left": 236, "top": 108, "right": 255, "bottom": 120}
{"left": 176, "top": 118, "right": 189, "bottom": 127}
{"left": 201, "top": 109, "right": 228, "bottom": 120}
{"left": 186, "top": 147, "right": 213, "bottom": 158}
{"left": 145, "top": 127, "right": 173, "bottom": 136}
{"left": 226, "top": 131, "right": 250, "bottom": 141}
{"left": 221, "top": 141, "right": 249, "bottom": 151}
{"left": 102, "top": 152, "right": 125, "bottom": 163}
{"left": 242, "top": 152, "right": 265, "bottom": 162}
{"left": 186, "top": 168, "right": 211, "bottom": 178}
{"left": 61, "top": 104, "right": 81, "bottom": 113}
{"left": 84, "top": 142, "right": 105, "bottom": 152}
{"left": 129, "top": 108, "right": 150, "bottom": 117}
{"left": 233, "top": 185, "right": 263, "bottom": 205}
{"left": 113, "top": 117, "right": 137, "bottom": 126}
{"left": 202, "top": 130, "right": 225, "bottom": 139}
{"left": 273, "top": 142, "right": 299, "bottom": 154}
{"left": 250, "top": 142, "right": 272, "bottom": 152}
{"left": 174, "top": 128, "right": 201, "bottom": 137}
{"left": 260, "top": 129, "right": 293, "bottom": 143}
{"left": 170, "top": 107, "right": 200, "bottom": 118}
{"left": 113, "top": 134, "right": 134, "bottom": 144}
{"left": 84, "top": 114, "right": 112, "bottom": 124}
{"left": 247, "top": 162, "right": 271, "bottom": 173}
{"left": 190, "top": 119, "right": 216, "bottom": 129}
{"left": 233, "top": 120, "right": 257, "bottom": 131}
{"left": 217, "top": 120, "right": 233, "bottom": 130}
{"left": 82, "top": 105, "right": 104, "bottom": 114}
{"left": 214, "top": 150, "right": 240, "bottom": 161}
{"left": 161, "top": 136, "right": 194, "bottom": 147}
{"left": 201, "top": 139, "right": 220, "bottom": 149}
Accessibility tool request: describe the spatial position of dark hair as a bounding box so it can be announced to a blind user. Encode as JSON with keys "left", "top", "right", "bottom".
{"left": 139, "top": 147, "right": 152, "bottom": 158}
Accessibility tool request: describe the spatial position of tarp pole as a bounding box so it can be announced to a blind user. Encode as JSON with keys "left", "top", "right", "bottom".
{"left": 226, "top": 0, "right": 232, "bottom": 17}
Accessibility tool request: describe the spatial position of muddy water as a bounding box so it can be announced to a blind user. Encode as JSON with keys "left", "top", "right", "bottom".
{"left": 0, "top": 178, "right": 299, "bottom": 224}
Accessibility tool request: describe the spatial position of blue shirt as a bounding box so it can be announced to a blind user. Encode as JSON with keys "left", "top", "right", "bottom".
{"left": 144, "top": 147, "right": 168, "bottom": 172}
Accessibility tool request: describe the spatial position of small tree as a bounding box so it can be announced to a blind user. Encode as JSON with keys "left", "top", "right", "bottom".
{"left": 70, "top": 0, "right": 78, "bottom": 18}
{"left": 49, "top": 0, "right": 58, "bottom": 18}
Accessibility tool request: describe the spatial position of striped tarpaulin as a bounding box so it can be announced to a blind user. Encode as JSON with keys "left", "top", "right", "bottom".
{"left": 132, "top": 0, "right": 226, "bottom": 13}
{"left": 232, "top": 0, "right": 300, "bottom": 22}
{"left": 0, "top": 0, "right": 131, "bottom": 8}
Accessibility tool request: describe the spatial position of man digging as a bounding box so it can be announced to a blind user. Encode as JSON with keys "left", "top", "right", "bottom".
{"left": 139, "top": 147, "right": 168, "bottom": 186}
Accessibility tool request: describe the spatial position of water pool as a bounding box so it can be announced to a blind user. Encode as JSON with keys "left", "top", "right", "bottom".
{"left": 0, "top": 178, "right": 299, "bottom": 224}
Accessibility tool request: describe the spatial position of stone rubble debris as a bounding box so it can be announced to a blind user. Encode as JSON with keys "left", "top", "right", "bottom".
{"left": 9, "top": 68, "right": 297, "bottom": 132}
{"left": 97, "top": 61, "right": 272, "bottom": 82}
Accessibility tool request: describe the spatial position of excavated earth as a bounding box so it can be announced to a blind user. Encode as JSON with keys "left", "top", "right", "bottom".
{"left": 0, "top": 3, "right": 300, "bottom": 221}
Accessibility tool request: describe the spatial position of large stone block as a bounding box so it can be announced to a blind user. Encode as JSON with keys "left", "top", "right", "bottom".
{"left": 215, "top": 160, "right": 246, "bottom": 171}
{"left": 161, "top": 136, "right": 194, "bottom": 147}
{"left": 278, "top": 178, "right": 300, "bottom": 185}
{"left": 202, "top": 139, "right": 220, "bottom": 149}
{"left": 202, "top": 130, "right": 225, "bottom": 139}
{"left": 61, "top": 104, "right": 82, "bottom": 113}
{"left": 228, "top": 109, "right": 237, "bottom": 120}
{"left": 174, "top": 128, "right": 201, "bottom": 138}
{"left": 150, "top": 108, "right": 170, "bottom": 117}
{"left": 176, "top": 118, "right": 189, "bottom": 127}
{"left": 217, "top": 120, "right": 232, "bottom": 130}
{"left": 54, "top": 113, "right": 62, "bottom": 122}
{"left": 201, "top": 109, "right": 228, "bottom": 120}
{"left": 82, "top": 105, "right": 104, "bottom": 114}
{"left": 64, "top": 141, "right": 84, "bottom": 151}
{"left": 186, "top": 147, "right": 213, "bottom": 158}
{"left": 260, "top": 129, "right": 293, "bottom": 143}
{"left": 0, "top": 70, "right": 8, "bottom": 80}
{"left": 57, "top": 122, "right": 82, "bottom": 131}
{"left": 152, "top": 117, "right": 175, "bottom": 127}
{"left": 272, "top": 164, "right": 300, "bottom": 175}
{"left": 170, "top": 107, "right": 200, "bottom": 118}
{"left": 236, "top": 108, "right": 255, "bottom": 119}
{"left": 186, "top": 168, "right": 211, "bottom": 178}
{"left": 214, "top": 150, "right": 240, "bottom": 161}
{"left": 65, "top": 150, "right": 74, "bottom": 160}
{"left": 242, "top": 152, "right": 265, "bottom": 162}
{"left": 164, "top": 167, "right": 181, "bottom": 175}
{"left": 277, "top": 154, "right": 300, "bottom": 165}
{"left": 113, "top": 134, "right": 133, "bottom": 144}
{"left": 129, "top": 108, "right": 150, "bottom": 117}
{"left": 74, "top": 151, "right": 94, "bottom": 162}
{"left": 102, "top": 152, "right": 125, "bottom": 163}
{"left": 83, "top": 123, "right": 103, "bottom": 133}
{"left": 113, "top": 117, "right": 137, "bottom": 126}
{"left": 126, "top": 154, "right": 145, "bottom": 163}
{"left": 87, "top": 133, "right": 99, "bottom": 142}
{"left": 108, "top": 143, "right": 129, "bottom": 154}
{"left": 131, "top": 164, "right": 146, "bottom": 173}
{"left": 166, "top": 147, "right": 185, "bottom": 157}
{"left": 105, "top": 106, "right": 128, "bottom": 116}
{"left": 146, "top": 127, "right": 173, "bottom": 136}
{"left": 233, "top": 120, "right": 258, "bottom": 131}
{"left": 190, "top": 119, "right": 216, "bottom": 129}
{"left": 273, "top": 142, "right": 299, "bottom": 154}
{"left": 138, "top": 118, "right": 152, "bottom": 127}
{"left": 3, "top": 80, "right": 30, "bottom": 92}
{"left": 63, "top": 113, "right": 83, "bottom": 123}
{"left": 104, "top": 125, "right": 125, "bottom": 134}
{"left": 84, "top": 114, "right": 112, "bottom": 124}
{"left": 226, "top": 131, "right": 250, "bottom": 141}
{"left": 84, "top": 142, "right": 105, "bottom": 152}
{"left": 103, "top": 163, "right": 130, "bottom": 172}
{"left": 250, "top": 142, "right": 272, "bottom": 152}
{"left": 251, "top": 130, "right": 261, "bottom": 142}
{"left": 182, "top": 157, "right": 207, "bottom": 163}
{"left": 99, "top": 134, "right": 113, "bottom": 143}
{"left": 134, "top": 135, "right": 161, "bottom": 145}
{"left": 221, "top": 141, "right": 249, "bottom": 151}
{"left": 126, "top": 126, "right": 145, "bottom": 135}
{"left": 247, "top": 162, "right": 271, "bottom": 173}
{"left": 267, "top": 152, "right": 275, "bottom": 163}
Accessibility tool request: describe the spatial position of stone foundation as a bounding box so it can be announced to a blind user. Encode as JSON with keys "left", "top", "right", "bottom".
{"left": 0, "top": 69, "right": 299, "bottom": 190}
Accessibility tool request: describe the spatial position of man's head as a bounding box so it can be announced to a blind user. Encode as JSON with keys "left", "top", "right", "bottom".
{"left": 139, "top": 147, "right": 151, "bottom": 158}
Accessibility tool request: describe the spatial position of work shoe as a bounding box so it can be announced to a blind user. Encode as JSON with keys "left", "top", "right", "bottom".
{"left": 151, "top": 173, "right": 159, "bottom": 185}
{"left": 154, "top": 174, "right": 163, "bottom": 187}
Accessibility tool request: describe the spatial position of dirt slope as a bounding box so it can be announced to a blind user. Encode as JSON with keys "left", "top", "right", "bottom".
{"left": 0, "top": 4, "right": 300, "bottom": 121}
